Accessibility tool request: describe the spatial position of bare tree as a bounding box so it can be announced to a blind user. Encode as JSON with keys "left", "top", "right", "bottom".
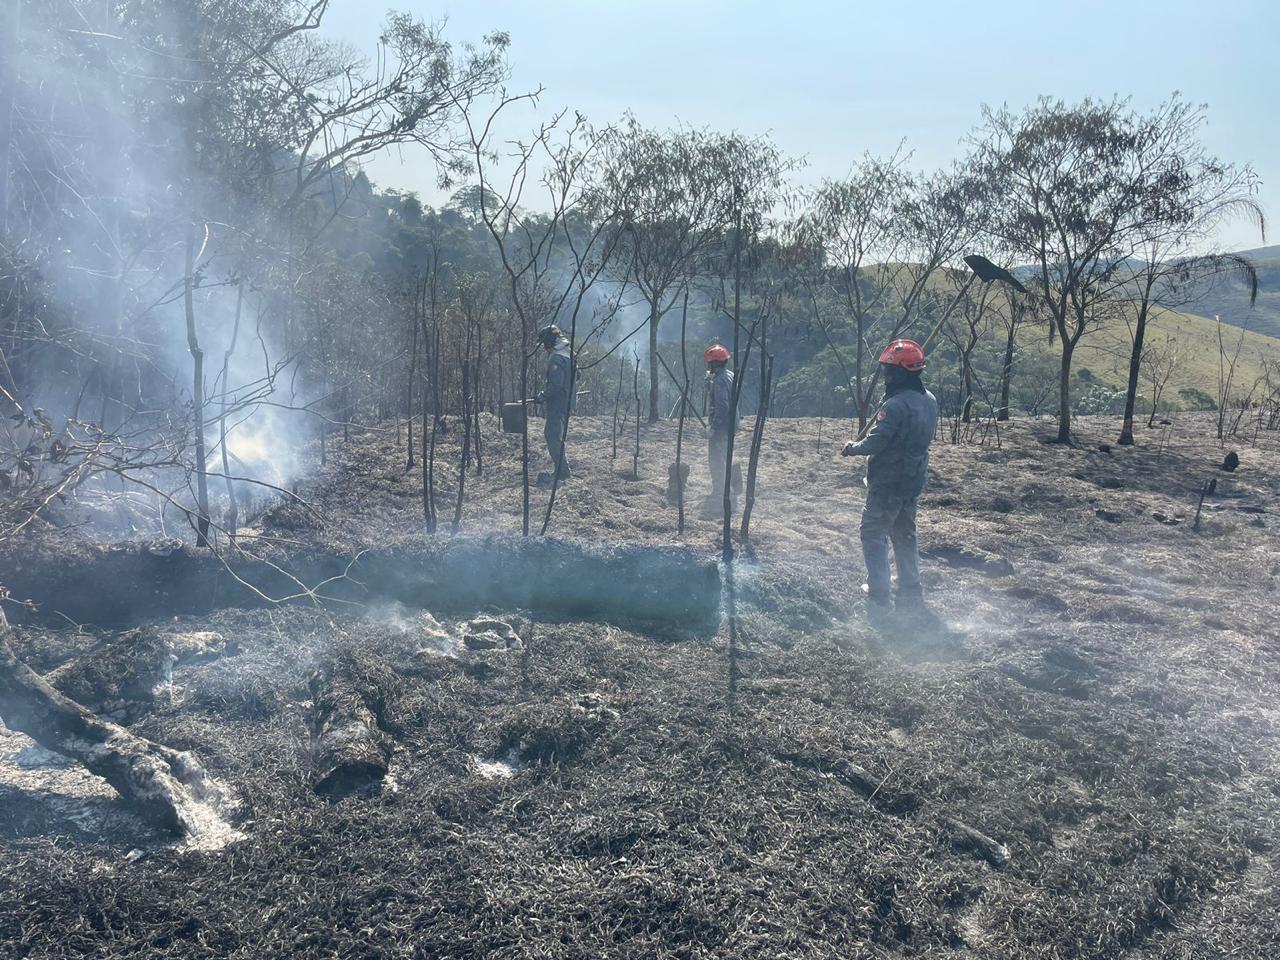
{"left": 183, "top": 226, "right": 212, "bottom": 547}
{"left": 1110, "top": 100, "right": 1264, "bottom": 444}
{"left": 1143, "top": 334, "right": 1181, "bottom": 427}
{"left": 800, "top": 160, "right": 980, "bottom": 432}
{"left": 631, "top": 352, "right": 642, "bottom": 478}
{"left": 975, "top": 96, "right": 1205, "bottom": 443}
{"left": 939, "top": 263, "right": 998, "bottom": 424}
{"left": 450, "top": 93, "right": 628, "bottom": 533}
{"left": 1217, "top": 315, "right": 1248, "bottom": 442}
{"left": 797, "top": 153, "right": 907, "bottom": 434}
{"left": 596, "top": 119, "right": 775, "bottom": 421}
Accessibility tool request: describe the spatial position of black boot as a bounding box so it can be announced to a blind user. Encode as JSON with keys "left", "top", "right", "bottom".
{"left": 895, "top": 590, "right": 941, "bottom": 629}
{"left": 864, "top": 590, "right": 895, "bottom": 629}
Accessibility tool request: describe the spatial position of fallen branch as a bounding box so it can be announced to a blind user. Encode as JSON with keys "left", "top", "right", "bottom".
{"left": 0, "top": 609, "right": 222, "bottom": 836}
{"left": 939, "top": 816, "right": 1011, "bottom": 868}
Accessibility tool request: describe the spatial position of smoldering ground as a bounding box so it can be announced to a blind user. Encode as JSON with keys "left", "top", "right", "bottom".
{"left": 1, "top": 5, "right": 440, "bottom": 546}
{"left": 1, "top": 411, "right": 1277, "bottom": 958}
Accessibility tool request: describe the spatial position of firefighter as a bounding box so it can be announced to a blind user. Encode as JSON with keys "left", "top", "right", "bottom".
{"left": 536, "top": 324, "right": 575, "bottom": 485}
{"left": 841, "top": 338, "right": 939, "bottom": 621}
{"left": 703, "top": 343, "right": 740, "bottom": 516}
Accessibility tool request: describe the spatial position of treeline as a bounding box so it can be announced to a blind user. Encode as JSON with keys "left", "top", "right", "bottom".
{"left": 1, "top": 1, "right": 1275, "bottom": 548}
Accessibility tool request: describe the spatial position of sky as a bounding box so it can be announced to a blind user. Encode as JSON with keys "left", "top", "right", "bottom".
{"left": 320, "top": 0, "right": 1278, "bottom": 252}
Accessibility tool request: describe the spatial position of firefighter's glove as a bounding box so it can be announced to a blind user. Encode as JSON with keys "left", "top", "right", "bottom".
{"left": 841, "top": 441, "right": 857, "bottom": 457}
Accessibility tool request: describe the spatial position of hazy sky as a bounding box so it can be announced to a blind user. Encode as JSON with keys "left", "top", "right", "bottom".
{"left": 321, "top": 0, "right": 1277, "bottom": 251}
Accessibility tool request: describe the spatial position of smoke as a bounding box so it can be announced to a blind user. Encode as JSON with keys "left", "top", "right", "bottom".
{"left": 0, "top": 4, "right": 357, "bottom": 541}
{"left": 361, "top": 601, "right": 458, "bottom": 657}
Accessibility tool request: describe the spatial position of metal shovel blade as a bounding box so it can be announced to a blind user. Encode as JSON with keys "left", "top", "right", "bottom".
{"left": 963, "top": 254, "right": 1028, "bottom": 294}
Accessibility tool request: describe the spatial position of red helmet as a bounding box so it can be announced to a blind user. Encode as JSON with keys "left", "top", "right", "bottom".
{"left": 878, "top": 339, "right": 926, "bottom": 372}
{"left": 704, "top": 344, "right": 731, "bottom": 363}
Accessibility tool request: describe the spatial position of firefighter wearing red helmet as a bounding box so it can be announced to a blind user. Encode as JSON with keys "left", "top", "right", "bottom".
{"left": 702, "top": 343, "right": 740, "bottom": 516}
{"left": 841, "top": 338, "right": 938, "bottom": 622}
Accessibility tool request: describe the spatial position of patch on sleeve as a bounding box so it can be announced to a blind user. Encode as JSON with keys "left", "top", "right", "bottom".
{"left": 876, "top": 408, "right": 886, "bottom": 421}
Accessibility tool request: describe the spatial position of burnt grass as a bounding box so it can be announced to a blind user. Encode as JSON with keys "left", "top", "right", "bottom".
{"left": 2, "top": 412, "right": 1279, "bottom": 958}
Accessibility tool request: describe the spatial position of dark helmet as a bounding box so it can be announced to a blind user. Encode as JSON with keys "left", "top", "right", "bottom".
{"left": 537, "top": 325, "right": 563, "bottom": 349}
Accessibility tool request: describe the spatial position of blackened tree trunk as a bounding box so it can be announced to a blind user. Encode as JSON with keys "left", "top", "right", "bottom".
{"left": 520, "top": 319, "right": 530, "bottom": 537}
{"left": 612, "top": 358, "right": 625, "bottom": 459}
{"left": 423, "top": 311, "right": 440, "bottom": 533}
{"left": 1118, "top": 301, "right": 1151, "bottom": 446}
{"left": 184, "top": 228, "right": 211, "bottom": 546}
{"left": 740, "top": 350, "right": 773, "bottom": 543}
{"left": 1057, "top": 337, "right": 1075, "bottom": 444}
{"left": 496, "top": 338, "right": 505, "bottom": 411}
{"left": 632, "top": 355, "right": 641, "bottom": 479}
{"left": 722, "top": 197, "right": 743, "bottom": 562}
{"left": 318, "top": 313, "right": 329, "bottom": 467}
{"left": 406, "top": 288, "right": 419, "bottom": 469}
{"left": 675, "top": 290, "right": 690, "bottom": 535}
{"left": 961, "top": 360, "right": 974, "bottom": 424}
{"left": 422, "top": 400, "right": 435, "bottom": 531}
{"left": 997, "top": 320, "right": 1016, "bottom": 421}
{"left": 647, "top": 296, "right": 661, "bottom": 421}
{"left": 454, "top": 340, "right": 472, "bottom": 534}
{"left": 855, "top": 314, "right": 867, "bottom": 435}
{"left": 219, "top": 278, "right": 244, "bottom": 543}
{"left": 472, "top": 330, "right": 483, "bottom": 476}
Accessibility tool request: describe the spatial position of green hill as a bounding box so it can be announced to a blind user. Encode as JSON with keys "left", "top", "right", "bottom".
{"left": 1064, "top": 305, "right": 1280, "bottom": 400}
{"left": 1180, "top": 244, "right": 1280, "bottom": 340}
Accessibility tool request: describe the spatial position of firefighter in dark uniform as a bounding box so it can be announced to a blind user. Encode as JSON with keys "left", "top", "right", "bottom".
{"left": 842, "top": 338, "right": 939, "bottom": 620}
{"left": 703, "top": 343, "right": 740, "bottom": 516}
{"left": 537, "top": 325, "right": 575, "bottom": 485}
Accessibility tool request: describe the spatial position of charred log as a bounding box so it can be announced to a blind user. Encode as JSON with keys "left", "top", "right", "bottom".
{"left": 776, "top": 749, "right": 920, "bottom": 815}
{"left": 462, "top": 618, "right": 522, "bottom": 652}
{"left": 308, "top": 655, "right": 396, "bottom": 797}
{"left": 0, "top": 610, "right": 221, "bottom": 836}
{"left": 777, "top": 748, "right": 1009, "bottom": 867}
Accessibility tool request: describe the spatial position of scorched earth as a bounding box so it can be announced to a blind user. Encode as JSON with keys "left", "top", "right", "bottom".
{"left": 1, "top": 411, "right": 1278, "bottom": 959}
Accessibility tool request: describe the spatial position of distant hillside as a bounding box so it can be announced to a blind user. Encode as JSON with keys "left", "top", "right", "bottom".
{"left": 1182, "top": 244, "right": 1280, "bottom": 340}
{"left": 1055, "top": 304, "right": 1280, "bottom": 398}
{"left": 1008, "top": 244, "right": 1280, "bottom": 401}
